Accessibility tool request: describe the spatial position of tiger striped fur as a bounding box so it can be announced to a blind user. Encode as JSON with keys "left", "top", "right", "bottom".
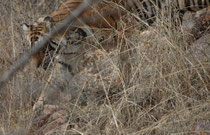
{"left": 22, "top": 0, "right": 209, "bottom": 69}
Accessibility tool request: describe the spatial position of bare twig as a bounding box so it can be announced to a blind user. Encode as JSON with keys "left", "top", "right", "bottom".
{"left": 0, "top": 0, "right": 102, "bottom": 89}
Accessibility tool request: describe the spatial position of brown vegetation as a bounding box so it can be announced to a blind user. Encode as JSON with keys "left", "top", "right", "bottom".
{"left": 0, "top": 0, "right": 209, "bottom": 134}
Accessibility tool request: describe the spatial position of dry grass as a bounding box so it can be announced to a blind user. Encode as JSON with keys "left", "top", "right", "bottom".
{"left": 0, "top": 0, "right": 209, "bottom": 134}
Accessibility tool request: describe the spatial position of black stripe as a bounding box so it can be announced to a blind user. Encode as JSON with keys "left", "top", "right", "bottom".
{"left": 34, "top": 32, "right": 41, "bottom": 35}
{"left": 203, "top": 0, "right": 207, "bottom": 6}
{"left": 110, "top": 15, "right": 117, "bottom": 29}
{"left": 184, "top": 0, "right": 193, "bottom": 11}
{"left": 60, "top": 52, "right": 77, "bottom": 55}
{"left": 50, "top": 40, "right": 58, "bottom": 46}
{"left": 142, "top": 1, "right": 148, "bottom": 12}
{"left": 58, "top": 61, "right": 73, "bottom": 73}
{"left": 76, "top": 28, "right": 87, "bottom": 38}
{"left": 191, "top": 0, "right": 196, "bottom": 6}
{"left": 142, "top": 1, "right": 149, "bottom": 19}
{"left": 157, "top": 0, "right": 162, "bottom": 9}
{"left": 49, "top": 40, "right": 58, "bottom": 51}
{"left": 69, "top": 2, "right": 81, "bottom": 5}
{"left": 132, "top": 0, "right": 143, "bottom": 19}
{"left": 133, "top": 1, "right": 141, "bottom": 13}
{"left": 127, "top": 3, "right": 133, "bottom": 12}
{"left": 148, "top": 0, "right": 154, "bottom": 18}
{"left": 176, "top": 0, "right": 180, "bottom": 9}
{"left": 197, "top": 0, "right": 203, "bottom": 8}
{"left": 85, "top": 23, "right": 95, "bottom": 34}
{"left": 61, "top": 2, "right": 81, "bottom": 10}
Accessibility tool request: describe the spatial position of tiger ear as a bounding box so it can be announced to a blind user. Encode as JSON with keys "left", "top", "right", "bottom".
{"left": 21, "top": 23, "right": 30, "bottom": 32}
{"left": 43, "top": 16, "right": 54, "bottom": 29}
{"left": 44, "top": 16, "right": 54, "bottom": 22}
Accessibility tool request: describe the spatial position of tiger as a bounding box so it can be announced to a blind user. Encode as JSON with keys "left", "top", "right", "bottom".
{"left": 22, "top": 0, "right": 122, "bottom": 69}
{"left": 22, "top": 0, "right": 209, "bottom": 69}
{"left": 21, "top": 0, "right": 209, "bottom": 112}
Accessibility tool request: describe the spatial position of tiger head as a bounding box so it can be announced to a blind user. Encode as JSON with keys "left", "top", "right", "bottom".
{"left": 22, "top": 16, "right": 67, "bottom": 69}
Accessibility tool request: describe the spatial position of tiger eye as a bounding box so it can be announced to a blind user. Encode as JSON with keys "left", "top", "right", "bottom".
{"left": 29, "top": 25, "right": 33, "bottom": 31}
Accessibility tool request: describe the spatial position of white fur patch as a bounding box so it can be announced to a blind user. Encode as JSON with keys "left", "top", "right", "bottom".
{"left": 37, "top": 17, "right": 45, "bottom": 23}
{"left": 22, "top": 23, "right": 29, "bottom": 32}
{"left": 60, "top": 37, "right": 67, "bottom": 47}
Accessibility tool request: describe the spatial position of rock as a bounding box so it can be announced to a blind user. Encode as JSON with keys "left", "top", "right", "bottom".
{"left": 194, "top": 121, "right": 210, "bottom": 135}
{"left": 29, "top": 105, "right": 69, "bottom": 135}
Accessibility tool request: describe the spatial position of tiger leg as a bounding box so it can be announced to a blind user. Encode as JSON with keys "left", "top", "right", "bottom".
{"left": 33, "top": 47, "right": 83, "bottom": 112}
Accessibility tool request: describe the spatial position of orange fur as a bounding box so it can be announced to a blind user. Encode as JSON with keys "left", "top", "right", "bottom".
{"left": 22, "top": 0, "right": 209, "bottom": 69}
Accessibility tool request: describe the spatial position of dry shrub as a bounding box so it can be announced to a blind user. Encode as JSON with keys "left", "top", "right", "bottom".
{"left": 0, "top": 0, "right": 209, "bottom": 134}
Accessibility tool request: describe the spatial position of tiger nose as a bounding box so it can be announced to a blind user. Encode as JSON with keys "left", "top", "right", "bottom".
{"left": 31, "top": 37, "right": 39, "bottom": 42}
